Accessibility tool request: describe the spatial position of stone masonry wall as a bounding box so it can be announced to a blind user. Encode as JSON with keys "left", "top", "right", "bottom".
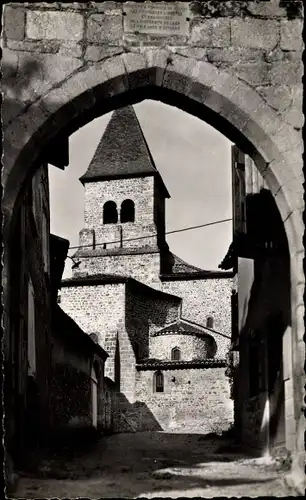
{"left": 149, "top": 333, "right": 213, "bottom": 361}
{"left": 125, "top": 284, "right": 181, "bottom": 360}
{"left": 75, "top": 252, "right": 162, "bottom": 287}
{"left": 162, "top": 277, "right": 233, "bottom": 359}
{"left": 3, "top": 1, "right": 303, "bottom": 133}
{"left": 84, "top": 177, "right": 155, "bottom": 231}
{"left": 136, "top": 367, "right": 233, "bottom": 432}
{"left": 60, "top": 283, "right": 125, "bottom": 344}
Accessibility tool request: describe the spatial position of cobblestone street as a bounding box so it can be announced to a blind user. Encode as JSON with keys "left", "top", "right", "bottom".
{"left": 13, "top": 432, "right": 297, "bottom": 498}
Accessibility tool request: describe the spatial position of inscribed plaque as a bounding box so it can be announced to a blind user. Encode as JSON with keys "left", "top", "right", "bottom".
{"left": 124, "top": 2, "right": 189, "bottom": 36}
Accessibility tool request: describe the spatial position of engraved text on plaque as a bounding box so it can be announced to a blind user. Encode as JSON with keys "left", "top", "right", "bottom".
{"left": 124, "top": 3, "right": 189, "bottom": 36}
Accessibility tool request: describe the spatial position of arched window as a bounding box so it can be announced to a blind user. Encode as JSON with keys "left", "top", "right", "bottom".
{"left": 206, "top": 316, "right": 214, "bottom": 329}
{"left": 171, "top": 347, "right": 181, "bottom": 361}
{"left": 120, "top": 199, "right": 135, "bottom": 223}
{"left": 154, "top": 371, "right": 164, "bottom": 393}
{"left": 103, "top": 201, "right": 118, "bottom": 224}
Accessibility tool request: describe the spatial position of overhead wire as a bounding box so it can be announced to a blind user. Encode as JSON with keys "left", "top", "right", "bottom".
{"left": 68, "top": 218, "right": 232, "bottom": 254}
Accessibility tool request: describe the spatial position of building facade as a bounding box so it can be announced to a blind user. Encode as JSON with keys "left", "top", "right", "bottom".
{"left": 220, "top": 146, "right": 293, "bottom": 456}
{"left": 61, "top": 105, "right": 234, "bottom": 433}
{"left": 4, "top": 167, "right": 113, "bottom": 492}
{"left": 4, "top": 163, "right": 52, "bottom": 477}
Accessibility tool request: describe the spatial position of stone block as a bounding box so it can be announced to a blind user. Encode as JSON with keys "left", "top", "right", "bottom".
{"left": 282, "top": 90, "right": 303, "bottom": 129}
{"left": 283, "top": 50, "right": 303, "bottom": 61}
{"left": 26, "top": 10, "right": 84, "bottom": 41}
{"left": 145, "top": 48, "right": 171, "bottom": 86}
{"left": 190, "top": 18, "right": 230, "bottom": 47}
{"left": 7, "top": 39, "right": 60, "bottom": 54}
{"left": 231, "top": 19, "right": 279, "bottom": 51}
{"left": 122, "top": 52, "right": 151, "bottom": 89}
{"left": 94, "top": 2, "right": 122, "bottom": 15}
{"left": 85, "top": 44, "right": 123, "bottom": 62}
{"left": 255, "top": 85, "right": 293, "bottom": 113}
{"left": 102, "top": 55, "right": 129, "bottom": 95}
{"left": 15, "top": 52, "right": 83, "bottom": 104}
{"left": 2, "top": 48, "right": 18, "bottom": 80}
{"left": 269, "top": 61, "right": 303, "bottom": 87}
{"left": 264, "top": 48, "right": 284, "bottom": 63}
{"left": 59, "top": 41, "right": 83, "bottom": 58}
{"left": 207, "top": 47, "right": 263, "bottom": 64}
{"left": 189, "top": 19, "right": 211, "bottom": 46}
{"left": 172, "top": 46, "right": 207, "bottom": 61}
{"left": 233, "top": 62, "right": 271, "bottom": 86}
{"left": 210, "top": 19, "right": 231, "bottom": 47}
{"left": 284, "top": 210, "right": 304, "bottom": 255}
{"left": 4, "top": 6, "right": 25, "bottom": 41}
{"left": 280, "top": 20, "right": 303, "bottom": 51}
{"left": 162, "top": 53, "right": 197, "bottom": 95}
{"left": 86, "top": 14, "right": 122, "bottom": 44}
{"left": 245, "top": 0, "right": 287, "bottom": 18}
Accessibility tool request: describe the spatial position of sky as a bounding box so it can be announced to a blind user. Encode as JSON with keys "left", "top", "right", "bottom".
{"left": 49, "top": 100, "right": 233, "bottom": 278}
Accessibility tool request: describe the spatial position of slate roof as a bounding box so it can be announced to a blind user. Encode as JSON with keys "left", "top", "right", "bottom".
{"left": 171, "top": 254, "right": 206, "bottom": 274}
{"left": 136, "top": 359, "right": 227, "bottom": 370}
{"left": 61, "top": 273, "right": 182, "bottom": 302}
{"left": 161, "top": 253, "right": 235, "bottom": 281}
{"left": 79, "top": 105, "right": 170, "bottom": 197}
{"left": 152, "top": 317, "right": 231, "bottom": 340}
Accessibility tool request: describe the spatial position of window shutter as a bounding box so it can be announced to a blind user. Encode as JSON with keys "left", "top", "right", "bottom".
{"left": 231, "top": 145, "right": 246, "bottom": 236}
{"left": 27, "top": 278, "right": 36, "bottom": 376}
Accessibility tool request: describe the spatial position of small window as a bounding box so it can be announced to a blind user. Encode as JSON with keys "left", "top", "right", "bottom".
{"left": 206, "top": 316, "right": 214, "bottom": 329}
{"left": 154, "top": 371, "right": 164, "bottom": 393}
{"left": 120, "top": 199, "right": 135, "bottom": 223}
{"left": 171, "top": 347, "right": 181, "bottom": 361}
{"left": 103, "top": 201, "right": 118, "bottom": 224}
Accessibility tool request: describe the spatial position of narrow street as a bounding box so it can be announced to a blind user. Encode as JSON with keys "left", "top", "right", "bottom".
{"left": 14, "top": 432, "right": 297, "bottom": 498}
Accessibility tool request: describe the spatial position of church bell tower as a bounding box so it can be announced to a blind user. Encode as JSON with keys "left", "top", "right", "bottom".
{"left": 72, "top": 105, "right": 171, "bottom": 283}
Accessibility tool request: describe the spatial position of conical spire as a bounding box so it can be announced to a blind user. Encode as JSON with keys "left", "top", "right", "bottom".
{"left": 80, "top": 105, "right": 161, "bottom": 183}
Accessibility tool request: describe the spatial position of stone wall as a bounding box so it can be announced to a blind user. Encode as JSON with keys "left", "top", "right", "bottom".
{"left": 83, "top": 176, "right": 157, "bottom": 246}
{"left": 3, "top": 1, "right": 303, "bottom": 133}
{"left": 74, "top": 252, "right": 161, "bottom": 287}
{"left": 136, "top": 367, "right": 233, "bottom": 432}
{"left": 126, "top": 282, "right": 181, "bottom": 360}
{"left": 149, "top": 333, "right": 213, "bottom": 361}
{"left": 60, "top": 282, "right": 126, "bottom": 344}
{"left": 162, "top": 277, "right": 233, "bottom": 359}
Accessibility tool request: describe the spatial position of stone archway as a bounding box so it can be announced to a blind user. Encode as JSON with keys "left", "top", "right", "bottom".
{"left": 3, "top": 51, "right": 303, "bottom": 480}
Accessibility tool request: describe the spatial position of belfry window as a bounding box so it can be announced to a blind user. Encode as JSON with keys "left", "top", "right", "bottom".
{"left": 171, "top": 347, "right": 181, "bottom": 361}
{"left": 120, "top": 199, "right": 135, "bottom": 223}
{"left": 154, "top": 371, "right": 164, "bottom": 393}
{"left": 206, "top": 316, "right": 214, "bottom": 329}
{"left": 103, "top": 201, "right": 118, "bottom": 224}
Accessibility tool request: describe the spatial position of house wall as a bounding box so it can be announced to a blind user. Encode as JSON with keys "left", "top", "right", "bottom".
{"left": 4, "top": 163, "right": 52, "bottom": 473}
{"left": 135, "top": 367, "right": 233, "bottom": 433}
{"left": 234, "top": 157, "right": 291, "bottom": 455}
{"left": 50, "top": 330, "right": 106, "bottom": 434}
{"left": 162, "top": 278, "right": 233, "bottom": 359}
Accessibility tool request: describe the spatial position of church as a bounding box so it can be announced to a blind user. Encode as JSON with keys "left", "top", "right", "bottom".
{"left": 60, "top": 105, "right": 234, "bottom": 433}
